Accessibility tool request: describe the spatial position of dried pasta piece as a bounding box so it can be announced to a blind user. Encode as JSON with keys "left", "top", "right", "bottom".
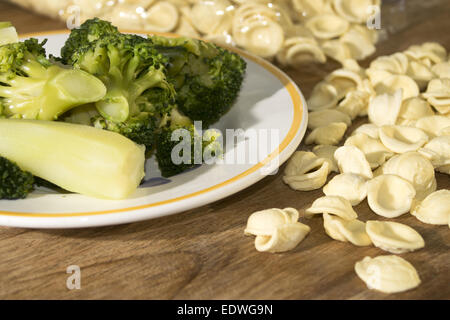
{"left": 380, "top": 152, "right": 437, "bottom": 200}
{"left": 422, "top": 78, "right": 450, "bottom": 115}
{"left": 308, "top": 109, "right": 351, "bottom": 130}
{"left": 325, "top": 68, "right": 363, "bottom": 99}
{"left": 291, "top": 0, "right": 327, "bottom": 17}
{"left": 142, "top": 1, "right": 179, "bottom": 32}
{"left": 367, "top": 174, "right": 416, "bottom": 218}
{"left": 352, "top": 123, "right": 380, "bottom": 139}
{"left": 339, "top": 25, "right": 376, "bottom": 60}
{"left": 254, "top": 223, "right": 310, "bottom": 253}
{"left": 244, "top": 207, "right": 310, "bottom": 253}
{"left": 323, "top": 213, "right": 371, "bottom": 246}
{"left": 334, "top": 145, "right": 373, "bottom": 179}
{"left": 337, "top": 90, "right": 370, "bottom": 120}
{"left": 415, "top": 115, "right": 450, "bottom": 138}
{"left": 307, "top": 81, "right": 339, "bottom": 111}
{"left": 366, "top": 221, "right": 425, "bottom": 254}
{"left": 369, "top": 53, "right": 409, "bottom": 75}
{"left": 404, "top": 42, "right": 447, "bottom": 66}
{"left": 190, "top": 0, "right": 233, "bottom": 35}
{"left": 431, "top": 61, "right": 450, "bottom": 79}
{"left": 306, "top": 196, "right": 358, "bottom": 220}
{"left": 332, "top": 0, "right": 380, "bottom": 23}
{"left": 406, "top": 58, "right": 435, "bottom": 90}
{"left": 344, "top": 133, "right": 393, "bottom": 169}
{"left": 374, "top": 75, "right": 419, "bottom": 100}
{"left": 355, "top": 255, "right": 421, "bottom": 293}
{"left": 368, "top": 89, "right": 403, "bottom": 127}
{"left": 379, "top": 125, "right": 429, "bottom": 153}
{"left": 312, "top": 145, "right": 339, "bottom": 173}
{"left": 366, "top": 68, "right": 393, "bottom": 87}
{"left": 418, "top": 136, "right": 450, "bottom": 167}
{"left": 277, "top": 37, "right": 326, "bottom": 66}
{"left": 305, "top": 14, "right": 349, "bottom": 40}
{"left": 323, "top": 173, "right": 367, "bottom": 206}
{"left": 397, "top": 97, "right": 434, "bottom": 126}
{"left": 175, "top": 15, "right": 201, "bottom": 38}
{"left": 321, "top": 39, "right": 352, "bottom": 63}
{"left": 305, "top": 122, "right": 347, "bottom": 146}
{"left": 244, "top": 207, "right": 300, "bottom": 236}
{"left": 411, "top": 190, "right": 450, "bottom": 225}
{"left": 283, "top": 151, "right": 330, "bottom": 191}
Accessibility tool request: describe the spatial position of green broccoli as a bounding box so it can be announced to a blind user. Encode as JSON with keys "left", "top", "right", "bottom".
{"left": 61, "top": 19, "right": 176, "bottom": 149}
{"left": 155, "top": 108, "right": 222, "bottom": 177}
{"left": 0, "top": 38, "right": 107, "bottom": 120}
{"left": 0, "top": 156, "right": 34, "bottom": 200}
{"left": 149, "top": 35, "right": 247, "bottom": 127}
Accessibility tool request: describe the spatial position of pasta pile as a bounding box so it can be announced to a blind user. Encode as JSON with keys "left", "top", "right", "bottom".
{"left": 8, "top": 0, "right": 381, "bottom": 66}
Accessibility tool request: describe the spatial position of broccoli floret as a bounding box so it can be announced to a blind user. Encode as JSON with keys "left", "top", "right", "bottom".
{"left": 0, "top": 156, "right": 34, "bottom": 199}
{"left": 61, "top": 20, "right": 176, "bottom": 149}
{"left": 0, "top": 38, "right": 107, "bottom": 120}
{"left": 155, "top": 108, "right": 222, "bottom": 177}
{"left": 60, "top": 17, "right": 120, "bottom": 64}
{"left": 149, "top": 35, "right": 247, "bottom": 127}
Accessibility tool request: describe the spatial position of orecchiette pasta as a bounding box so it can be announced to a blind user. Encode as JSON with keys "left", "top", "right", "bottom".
{"left": 305, "top": 122, "right": 348, "bottom": 146}
{"left": 334, "top": 145, "right": 373, "bottom": 179}
{"left": 323, "top": 173, "right": 367, "bottom": 206}
{"left": 344, "top": 133, "right": 393, "bottom": 169}
{"left": 306, "top": 195, "right": 358, "bottom": 220}
{"left": 411, "top": 189, "right": 450, "bottom": 225}
{"left": 355, "top": 255, "right": 421, "bottom": 294}
{"left": 379, "top": 125, "right": 429, "bottom": 154}
{"left": 323, "top": 213, "right": 372, "bottom": 246}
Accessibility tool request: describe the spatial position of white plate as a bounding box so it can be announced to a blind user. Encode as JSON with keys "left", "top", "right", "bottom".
{"left": 0, "top": 31, "right": 308, "bottom": 228}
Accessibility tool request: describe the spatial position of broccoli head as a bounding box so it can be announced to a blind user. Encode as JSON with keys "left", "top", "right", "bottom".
{"left": 0, "top": 38, "right": 107, "bottom": 120}
{"left": 155, "top": 108, "right": 223, "bottom": 177}
{"left": 0, "top": 156, "right": 34, "bottom": 200}
{"left": 149, "top": 35, "right": 247, "bottom": 127}
{"left": 62, "top": 20, "right": 177, "bottom": 149}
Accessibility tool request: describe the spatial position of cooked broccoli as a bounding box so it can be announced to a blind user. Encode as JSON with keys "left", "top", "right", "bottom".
{"left": 0, "top": 156, "right": 34, "bottom": 200}
{"left": 0, "top": 38, "right": 107, "bottom": 120}
{"left": 61, "top": 19, "right": 176, "bottom": 149}
{"left": 149, "top": 35, "right": 247, "bottom": 127}
{"left": 155, "top": 108, "right": 222, "bottom": 177}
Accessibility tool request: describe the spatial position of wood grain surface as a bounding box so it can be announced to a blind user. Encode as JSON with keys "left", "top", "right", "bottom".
{"left": 0, "top": 0, "right": 449, "bottom": 300}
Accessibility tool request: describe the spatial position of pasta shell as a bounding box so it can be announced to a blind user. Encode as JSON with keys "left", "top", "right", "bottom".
{"left": 379, "top": 152, "right": 436, "bottom": 200}
{"left": 368, "top": 89, "right": 403, "bottom": 127}
{"left": 422, "top": 78, "right": 450, "bottom": 114}
{"left": 333, "top": 0, "right": 380, "bottom": 23}
{"left": 340, "top": 25, "right": 376, "bottom": 60}
{"left": 323, "top": 213, "right": 372, "bottom": 246}
{"left": 367, "top": 174, "right": 416, "bottom": 218}
{"left": 370, "top": 53, "right": 409, "bottom": 75}
{"left": 374, "top": 75, "right": 419, "bottom": 100}
{"left": 307, "top": 81, "right": 339, "bottom": 111}
{"left": 415, "top": 115, "right": 450, "bottom": 138}
{"left": 245, "top": 207, "right": 300, "bottom": 236}
{"left": 321, "top": 40, "right": 352, "bottom": 63}
{"left": 305, "top": 14, "right": 349, "bottom": 40}
{"left": 175, "top": 15, "right": 201, "bottom": 38}
{"left": 306, "top": 195, "right": 358, "bottom": 220}
{"left": 351, "top": 123, "right": 380, "bottom": 139}
{"left": 190, "top": 0, "right": 233, "bottom": 35}
{"left": 305, "top": 122, "right": 348, "bottom": 146}
{"left": 308, "top": 109, "right": 351, "bottom": 130}
{"left": 411, "top": 189, "right": 450, "bottom": 225}
{"left": 404, "top": 42, "right": 447, "bottom": 65}
{"left": 334, "top": 146, "right": 374, "bottom": 180}
{"left": 254, "top": 222, "right": 310, "bottom": 253}
{"left": 406, "top": 59, "right": 435, "bottom": 90}
{"left": 397, "top": 97, "right": 434, "bottom": 126}
{"left": 418, "top": 136, "right": 450, "bottom": 167}
{"left": 366, "top": 68, "right": 393, "bottom": 87}
{"left": 337, "top": 90, "right": 370, "bottom": 120}
{"left": 142, "top": 1, "right": 179, "bottom": 32}
{"left": 431, "top": 61, "right": 450, "bottom": 79}
{"left": 379, "top": 125, "right": 429, "bottom": 153}
{"left": 277, "top": 37, "right": 326, "bottom": 66}
{"left": 292, "top": 0, "right": 326, "bottom": 17}
{"left": 323, "top": 173, "right": 367, "bottom": 206}
{"left": 344, "top": 133, "right": 393, "bottom": 169}
{"left": 312, "top": 145, "right": 339, "bottom": 173}
{"left": 283, "top": 151, "right": 330, "bottom": 191}
{"left": 355, "top": 255, "right": 421, "bottom": 293}
{"left": 325, "top": 68, "right": 364, "bottom": 100}
{"left": 366, "top": 221, "right": 425, "bottom": 254}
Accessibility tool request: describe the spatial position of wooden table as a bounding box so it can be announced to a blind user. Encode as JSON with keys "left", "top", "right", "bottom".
{"left": 0, "top": 0, "right": 448, "bottom": 300}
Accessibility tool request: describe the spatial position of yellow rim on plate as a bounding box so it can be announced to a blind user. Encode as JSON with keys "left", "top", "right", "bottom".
{"left": 0, "top": 30, "right": 304, "bottom": 217}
